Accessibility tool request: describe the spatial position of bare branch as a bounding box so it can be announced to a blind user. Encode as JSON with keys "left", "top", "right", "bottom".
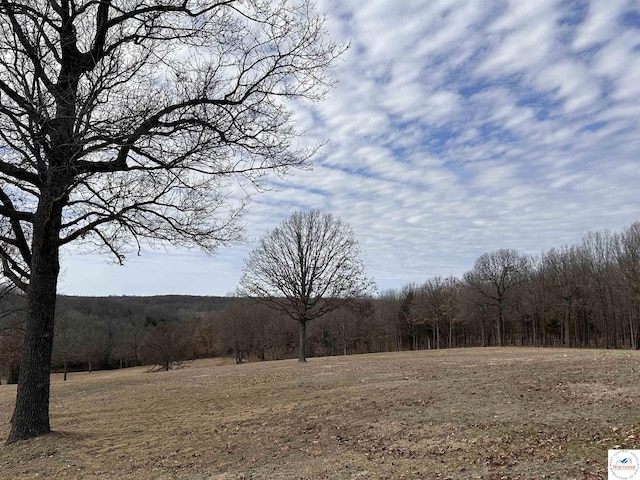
{"left": 238, "top": 211, "right": 375, "bottom": 361}
{"left": 0, "top": 0, "right": 343, "bottom": 441}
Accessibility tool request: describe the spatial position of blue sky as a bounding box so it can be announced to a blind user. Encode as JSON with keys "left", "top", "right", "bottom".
{"left": 60, "top": 0, "right": 640, "bottom": 296}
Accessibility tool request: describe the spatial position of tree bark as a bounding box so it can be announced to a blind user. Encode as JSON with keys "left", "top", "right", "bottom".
{"left": 564, "top": 299, "right": 572, "bottom": 347}
{"left": 6, "top": 194, "right": 63, "bottom": 444}
{"left": 497, "top": 300, "right": 504, "bottom": 347}
{"left": 298, "top": 319, "right": 307, "bottom": 362}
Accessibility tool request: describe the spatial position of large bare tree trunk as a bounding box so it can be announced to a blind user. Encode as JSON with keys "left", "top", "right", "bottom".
{"left": 0, "top": 0, "right": 341, "bottom": 445}
{"left": 7, "top": 195, "right": 62, "bottom": 444}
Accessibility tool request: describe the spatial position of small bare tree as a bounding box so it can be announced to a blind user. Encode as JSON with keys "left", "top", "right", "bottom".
{"left": 398, "top": 284, "right": 419, "bottom": 350}
{"left": 217, "top": 302, "right": 256, "bottom": 364}
{"left": 411, "top": 276, "right": 460, "bottom": 349}
{"left": 52, "top": 310, "right": 82, "bottom": 381}
{"left": 238, "top": 211, "right": 375, "bottom": 362}
{"left": 0, "top": 0, "right": 343, "bottom": 443}
{"left": 141, "top": 320, "right": 192, "bottom": 372}
{"left": 464, "top": 249, "right": 529, "bottom": 346}
{"left": 113, "top": 313, "right": 147, "bottom": 368}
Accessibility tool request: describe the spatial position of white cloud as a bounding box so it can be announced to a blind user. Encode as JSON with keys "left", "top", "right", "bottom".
{"left": 572, "top": 0, "right": 628, "bottom": 50}
{"left": 61, "top": 0, "right": 640, "bottom": 296}
{"left": 534, "top": 59, "right": 603, "bottom": 114}
{"left": 476, "top": 2, "right": 559, "bottom": 76}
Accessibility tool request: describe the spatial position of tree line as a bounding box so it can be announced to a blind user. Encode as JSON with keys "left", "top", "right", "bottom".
{"left": 396, "top": 221, "right": 640, "bottom": 351}
{"left": 2, "top": 220, "right": 638, "bottom": 383}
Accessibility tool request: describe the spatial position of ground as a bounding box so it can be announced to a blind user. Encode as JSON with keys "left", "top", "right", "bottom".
{"left": 0, "top": 348, "right": 639, "bottom": 479}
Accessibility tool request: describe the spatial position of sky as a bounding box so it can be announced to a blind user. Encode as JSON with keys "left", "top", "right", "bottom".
{"left": 60, "top": 0, "right": 640, "bottom": 297}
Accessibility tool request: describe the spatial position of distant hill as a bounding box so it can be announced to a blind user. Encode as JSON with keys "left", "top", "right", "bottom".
{"left": 56, "top": 295, "right": 240, "bottom": 323}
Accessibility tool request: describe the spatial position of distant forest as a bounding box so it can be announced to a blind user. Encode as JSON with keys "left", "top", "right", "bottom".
{"left": 0, "top": 221, "right": 639, "bottom": 382}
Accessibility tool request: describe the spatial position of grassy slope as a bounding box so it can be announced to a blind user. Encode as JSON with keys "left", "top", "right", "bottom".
{"left": 0, "top": 348, "right": 639, "bottom": 479}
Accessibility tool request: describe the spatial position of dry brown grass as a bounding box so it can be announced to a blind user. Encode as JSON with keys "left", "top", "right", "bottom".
{"left": 1, "top": 348, "right": 639, "bottom": 479}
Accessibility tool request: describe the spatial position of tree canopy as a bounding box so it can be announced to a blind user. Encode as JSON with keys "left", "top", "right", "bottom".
{"left": 0, "top": 0, "right": 343, "bottom": 443}
{"left": 238, "top": 210, "right": 375, "bottom": 361}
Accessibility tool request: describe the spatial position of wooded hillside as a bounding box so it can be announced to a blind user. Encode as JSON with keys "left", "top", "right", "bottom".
{"left": 1, "top": 221, "right": 639, "bottom": 382}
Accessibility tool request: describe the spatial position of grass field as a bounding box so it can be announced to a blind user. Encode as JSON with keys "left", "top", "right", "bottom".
{"left": 0, "top": 348, "right": 639, "bottom": 479}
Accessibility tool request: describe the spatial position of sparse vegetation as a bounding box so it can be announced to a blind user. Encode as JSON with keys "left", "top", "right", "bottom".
{"left": 1, "top": 348, "right": 638, "bottom": 479}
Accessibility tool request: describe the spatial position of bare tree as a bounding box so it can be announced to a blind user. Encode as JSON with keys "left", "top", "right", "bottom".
{"left": 464, "top": 249, "right": 530, "bottom": 346}
{"left": 76, "top": 315, "right": 110, "bottom": 373}
{"left": 618, "top": 223, "right": 640, "bottom": 297}
{"left": 582, "top": 230, "right": 622, "bottom": 348}
{"left": 616, "top": 222, "right": 640, "bottom": 349}
{"left": 193, "top": 313, "right": 219, "bottom": 359}
{"left": 0, "top": 320, "right": 24, "bottom": 385}
{"left": 372, "top": 289, "right": 403, "bottom": 352}
{"left": 0, "top": 283, "right": 25, "bottom": 385}
{"left": 0, "top": 0, "right": 342, "bottom": 443}
{"left": 52, "top": 310, "right": 110, "bottom": 376}
{"left": 397, "top": 284, "right": 418, "bottom": 350}
{"left": 542, "top": 246, "right": 586, "bottom": 347}
{"left": 52, "top": 310, "right": 82, "bottom": 381}
{"left": 217, "top": 301, "right": 256, "bottom": 364}
{"left": 238, "top": 210, "right": 375, "bottom": 362}
{"left": 141, "top": 320, "right": 193, "bottom": 372}
{"left": 312, "top": 302, "right": 373, "bottom": 356}
{"left": 408, "top": 277, "right": 460, "bottom": 349}
{"left": 112, "top": 313, "right": 147, "bottom": 367}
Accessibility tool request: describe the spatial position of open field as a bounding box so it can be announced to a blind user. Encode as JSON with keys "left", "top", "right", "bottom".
{"left": 1, "top": 348, "right": 639, "bottom": 479}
